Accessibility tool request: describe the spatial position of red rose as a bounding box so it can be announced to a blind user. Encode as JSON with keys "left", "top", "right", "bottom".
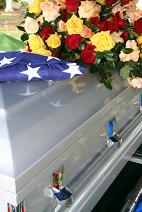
{"left": 100, "top": 20, "right": 115, "bottom": 32}
{"left": 118, "top": 19, "right": 126, "bottom": 27}
{"left": 112, "top": 12, "right": 126, "bottom": 32}
{"left": 108, "top": 22, "right": 115, "bottom": 32}
{"left": 62, "top": 10, "right": 69, "bottom": 22}
{"left": 106, "top": 0, "right": 117, "bottom": 5}
{"left": 113, "top": 26, "right": 118, "bottom": 32}
{"left": 121, "top": 31, "right": 129, "bottom": 41}
{"left": 134, "top": 19, "right": 142, "bottom": 34}
{"left": 81, "top": 48, "right": 96, "bottom": 64}
{"left": 99, "top": 20, "right": 109, "bottom": 31}
{"left": 39, "top": 27, "right": 54, "bottom": 40}
{"left": 113, "top": 12, "right": 126, "bottom": 27}
{"left": 65, "top": 34, "right": 82, "bottom": 50}
{"left": 121, "top": 0, "right": 131, "bottom": 4}
{"left": 89, "top": 17, "right": 100, "bottom": 25}
{"left": 85, "top": 44, "right": 96, "bottom": 50}
{"left": 66, "top": 0, "right": 79, "bottom": 12}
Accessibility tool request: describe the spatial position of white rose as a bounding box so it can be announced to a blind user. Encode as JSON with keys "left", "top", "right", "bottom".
{"left": 24, "top": 17, "right": 39, "bottom": 34}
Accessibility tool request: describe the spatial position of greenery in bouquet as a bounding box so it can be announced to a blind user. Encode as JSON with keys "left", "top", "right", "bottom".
{"left": 18, "top": 0, "right": 142, "bottom": 89}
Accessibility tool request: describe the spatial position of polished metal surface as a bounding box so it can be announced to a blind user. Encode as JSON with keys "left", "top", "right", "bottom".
{"left": 0, "top": 74, "right": 126, "bottom": 178}
{"left": 0, "top": 73, "right": 141, "bottom": 210}
{"left": 121, "top": 177, "right": 142, "bottom": 212}
{"left": 64, "top": 121, "right": 142, "bottom": 212}
{"left": 129, "top": 156, "right": 142, "bottom": 165}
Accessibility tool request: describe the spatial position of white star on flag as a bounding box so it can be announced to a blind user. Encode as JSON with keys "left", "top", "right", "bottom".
{"left": 20, "top": 65, "right": 41, "bottom": 81}
{"left": 47, "top": 56, "right": 61, "bottom": 61}
{"left": 62, "top": 63, "right": 82, "bottom": 78}
{"left": 0, "top": 57, "right": 16, "bottom": 67}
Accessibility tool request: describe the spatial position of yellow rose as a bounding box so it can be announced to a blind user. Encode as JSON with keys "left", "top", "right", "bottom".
{"left": 96, "top": 0, "right": 106, "bottom": 5}
{"left": 28, "top": 34, "right": 45, "bottom": 51}
{"left": 46, "top": 34, "right": 61, "bottom": 48}
{"left": 66, "top": 14, "right": 83, "bottom": 35}
{"left": 28, "top": 0, "right": 44, "bottom": 15}
{"left": 90, "top": 31, "right": 115, "bottom": 52}
{"left": 32, "top": 48, "right": 52, "bottom": 56}
{"left": 137, "top": 36, "right": 142, "bottom": 45}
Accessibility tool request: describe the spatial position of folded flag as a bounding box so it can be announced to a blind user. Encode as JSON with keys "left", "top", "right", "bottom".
{"left": 0, "top": 51, "right": 86, "bottom": 82}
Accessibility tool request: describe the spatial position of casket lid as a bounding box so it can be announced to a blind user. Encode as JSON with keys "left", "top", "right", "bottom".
{"left": 0, "top": 73, "right": 127, "bottom": 196}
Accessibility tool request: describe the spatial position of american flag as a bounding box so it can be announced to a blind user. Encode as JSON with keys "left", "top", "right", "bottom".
{"left": 0, "top": 51, "right": 86, "bottom": 82}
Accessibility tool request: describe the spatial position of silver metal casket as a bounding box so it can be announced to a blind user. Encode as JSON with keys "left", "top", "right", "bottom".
{"left": 0, "top": 73, "right": 142, "bottom": 212}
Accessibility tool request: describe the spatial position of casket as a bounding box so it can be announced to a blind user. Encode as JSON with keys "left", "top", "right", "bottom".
{"left": 0, "top": 73, "right": 142, "bottom": 212}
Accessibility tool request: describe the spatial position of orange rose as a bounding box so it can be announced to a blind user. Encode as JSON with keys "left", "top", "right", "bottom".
{"left": 81, "top": 25, "right": 92, "bottom": 38}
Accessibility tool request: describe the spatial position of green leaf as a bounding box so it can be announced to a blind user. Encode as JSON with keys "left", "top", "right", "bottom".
{"left": 17, "top": 26, "right": 25, "bottom": 32}
{"left": 43, "top": 20, "right": 51, "bottom": 26}
{"left": 102, "top": 62, "right": 108, "bottom": 71}
{"left": 21, "top": 34, "right": 29, "bottom": 42}
{"left": 59, "top": 32, "right": 66, "bottom": 36}
{"left": 104, "top": 51, "right": 114, "bottom": 61}
{"left": 96, "top": 51, "right": 114, "bottom": 61}
{"left": 89, "top": 64, "right": 98, "bottom": 73}
{"left": 95, "top": 52, "right": 105, "bottom": 59}
{"left": 122, "top": 48, "right": 133, "bottom": 54}
{"left": 120, "top": 65, "right": 133, "bottom": 79}
{"left": 105, "top": 55, "right": 114, "bottom": 61}
{"left": 80, "top": 42, "right": 86, "bottom": 49}
{"left": 26, "top": 12, "right": 35, "bottom": 18}
{"left": 104, "top": 79, "right": 112, "bottom": 90}
{"left": 74, "top": 53, "right": 80, "bottom": 60}
{"left": 78, "top": 42, "right": 85, "bottom": 50}
{"left": 107, "top": 61, "right": 116, "bottom": 70}
{"left": 95, "top": 58, "right": 101, "bottom": 64}
{"left": 105, "top": 51, "right": 114, "bottom": 56}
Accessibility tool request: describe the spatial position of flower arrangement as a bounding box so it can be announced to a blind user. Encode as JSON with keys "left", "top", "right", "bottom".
{"left": 18, "top": 0, "right": 142, "bottom": 89}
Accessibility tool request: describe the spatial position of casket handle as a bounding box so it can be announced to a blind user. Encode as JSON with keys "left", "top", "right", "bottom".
{"left": 107, "top": 96, "right": 142, "bottom": 148}
{"left": 107, "top": 119, "right": 123, "bottom": 147}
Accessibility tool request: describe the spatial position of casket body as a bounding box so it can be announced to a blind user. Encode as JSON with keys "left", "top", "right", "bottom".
{"left": 0, "top": 73, "right": 141, "bottom": 212}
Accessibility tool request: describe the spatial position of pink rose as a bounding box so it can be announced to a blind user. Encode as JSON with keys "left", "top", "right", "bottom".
{"left": 112, "top": 4, "right": 124, "bottom": 18}
{"left": 124, "top": 0, "right": 142, "bottom": 23}
{"left": 128, "top": 77, "right": 142, "bottom": 88}
{"left": 119, "top": 40, "right": 140, "bottom": 62}
{"left": 40, "top": 1, "right": 60, "bottom": 22}
{"left": 78, "top": 1, "right": 101, "bottom": 19}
